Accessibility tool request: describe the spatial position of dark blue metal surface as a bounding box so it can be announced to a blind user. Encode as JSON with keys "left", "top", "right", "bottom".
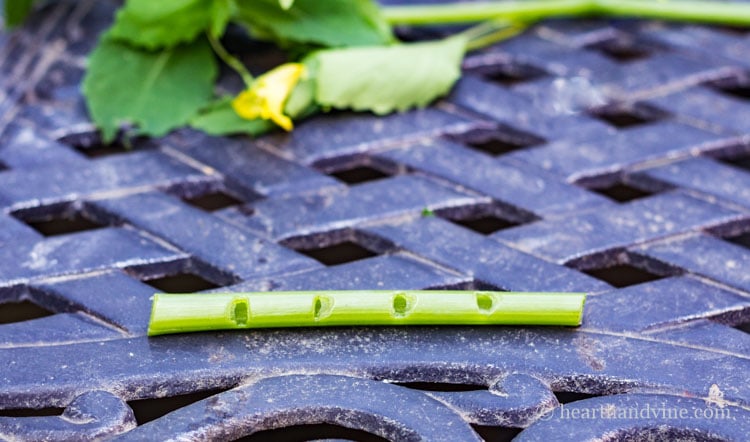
{"left": 2, "top": 0, "right": 750, "bottom": 440}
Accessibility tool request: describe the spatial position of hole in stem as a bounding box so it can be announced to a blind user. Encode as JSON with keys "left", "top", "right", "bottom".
{"left": 476, "top": 293, "right": 494, "bottom": 312}
{"left": 392, "top": 293, "right": 412, "bottom": 317}
{"left": 313, "top": 296, "right": 332, "bottom": 321}
{"left": 232, "top": 299, "right": 249, "bottom": 326}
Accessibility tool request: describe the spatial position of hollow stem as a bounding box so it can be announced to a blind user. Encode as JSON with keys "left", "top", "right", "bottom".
{"left": 206, "top": 32, "right": 254, "bottom": 87}
{"left": 383, "top": 0, "right": 750, "bottom": 27}
{"left": 148, "top": 290, "right": 586, "bottom": 336}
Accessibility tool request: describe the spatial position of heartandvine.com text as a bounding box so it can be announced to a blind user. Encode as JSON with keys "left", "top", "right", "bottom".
{"left": 542, "top": 403, "right": 732, "bottom": 421}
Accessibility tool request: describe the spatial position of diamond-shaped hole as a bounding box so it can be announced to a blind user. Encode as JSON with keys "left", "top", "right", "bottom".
{"left": 716, "top": 85, "right": 750, "bottom": 101}
{"left": 128, "top": 388, "right": 230, "bottom": 425}
{"left": 183, "top": 190, "right": 242, "bottom": 212}
{"left": 720, "top": 152, "right": 750, "bottom": 172}
{"left": 294, "top": 241, "right": 378, "bottom": 266}
{"left": 554, "top": 391, "right": 600, "bottom": 404}
{"left": 452, "top": 215, "right": 520, "bottom": 235}
{"left": 734, "top": 321, "right": 750, "bottom": 335}
{"left": 0, "top": 160, "right": 9, "bottom": 171}
{"left": 239, "top": 424, "right": 389, "bottom": 442}
{"left": 589, "top": 182, "right": 655, "bottom": 203}
{"left": 144, "top": 273, "right": 220, "bottom": 293}
{"left": 59, "top": 130, "right": 150, "bottom": 158}
{"left": 481, "top": 64, "right": 549, "bottom": 87}
{"left": 395, "top": 382, "right": 486, "bottom": 392}
{"left": 330, "top": 165, "right": 391, "bottom": 185}
{"left": 715, "top": 25, "right": 750, "bottom": 36}
{"left": 588, "top": 39, "right": 654, "bottom": 63}
{"left": 472, "top": 426, "right": 523, "bottom": 442}
{"left": 14, "top": 211, "right": 105, "bottom": 237}
{"left": 583, "top": 264, "right": 664, "bottom": 288}
{"left": 725, "top": 232, "right": 750, "bottom": 250}
{"left": 590, "top": 104, "right": 666, "bottom": 129}
{"left": 709, "top": 77, "right": 750, "bottom": 101}
{"left": 0, "top": 300, "right": 55, "bottom": 325}
{"left": 452, "top": 127, "right": 545, "bottom": 157}
{"left": 74, "top": 144, "right": 130, "bottom": 158}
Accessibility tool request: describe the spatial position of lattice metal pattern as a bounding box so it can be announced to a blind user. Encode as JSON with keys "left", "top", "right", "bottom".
{"left": 2, "top": 1, "right": 750, "bottom": 440}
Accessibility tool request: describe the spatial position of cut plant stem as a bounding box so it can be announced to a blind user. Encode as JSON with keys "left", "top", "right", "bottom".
{"left": 383, "top": 0, "right": 750, "bottom": 27}
{"left": 148, "top": 290, "right": 586, "bottom": 336}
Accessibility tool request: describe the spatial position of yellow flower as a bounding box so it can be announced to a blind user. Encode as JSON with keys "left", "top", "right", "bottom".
{"left": 231, "top": 63, "right": 305, "bottom": 132}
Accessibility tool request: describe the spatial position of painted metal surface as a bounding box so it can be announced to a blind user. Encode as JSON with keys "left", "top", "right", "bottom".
{"left": 1, "top": 1, "right": 750, "bottom": 440}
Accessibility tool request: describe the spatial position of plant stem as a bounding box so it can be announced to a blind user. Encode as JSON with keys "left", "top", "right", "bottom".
{"left": 206, "top": 32, "right": 254, "bottom": 87}
{"left": 595, "top": 0, "right": 750, "bottom": 27}
{"left": 383, "top": 0, "right": 594, "bottom": 26}
{"left": 382, "top": 0, "right": 750, "bottom": 27}
{"left": 148, "top": 290, "right": 586, "bottom": 336}
{"left": 463, "top": 22, "right": 528, "bottom": 52}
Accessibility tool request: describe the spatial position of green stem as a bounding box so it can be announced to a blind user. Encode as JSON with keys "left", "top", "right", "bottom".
{"left": 595, "top": 0, "right": 750, "bottom": 27}
{"left": 464, "top": 22, "right": 528, "bottom": 52}
{"left": 383, "top": 0, "right": 750, "bottom": 27}
{"left": 383, "top": 0, "right": 594, "bottom": 26}
{"left": 206, "top": 32, "right": 254, "bottom": 87}
{"left": 148, "top": 290, "right": 586, "bottom": 336}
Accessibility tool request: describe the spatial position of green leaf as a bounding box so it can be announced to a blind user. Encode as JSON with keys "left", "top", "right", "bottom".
{"left": 3, "top": 0, "right": 36, "bottom": 28}
{"left": 235, "top": 0, "right": 393, "bottom": 48}
{"left": 109, "top": 0, "right": 230, "bottom": 49}
{"left": 83, "top": 37, "right": 217, "bottom": 143}
{"left": 190, "top": 98, "right": 276, "bottom": 136}
{"left": 283, "top": 61, "right": 318, "bottom": 119}
{"left": 310, "top": 36, "right": 467, "bottom": 114}
{"left": 209, "top": 0, "right": 234, "bottom": 38}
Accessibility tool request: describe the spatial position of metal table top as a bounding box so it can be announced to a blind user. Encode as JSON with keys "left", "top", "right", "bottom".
{"left": 2, "top": 1, "right": 750, "bottom": 440}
